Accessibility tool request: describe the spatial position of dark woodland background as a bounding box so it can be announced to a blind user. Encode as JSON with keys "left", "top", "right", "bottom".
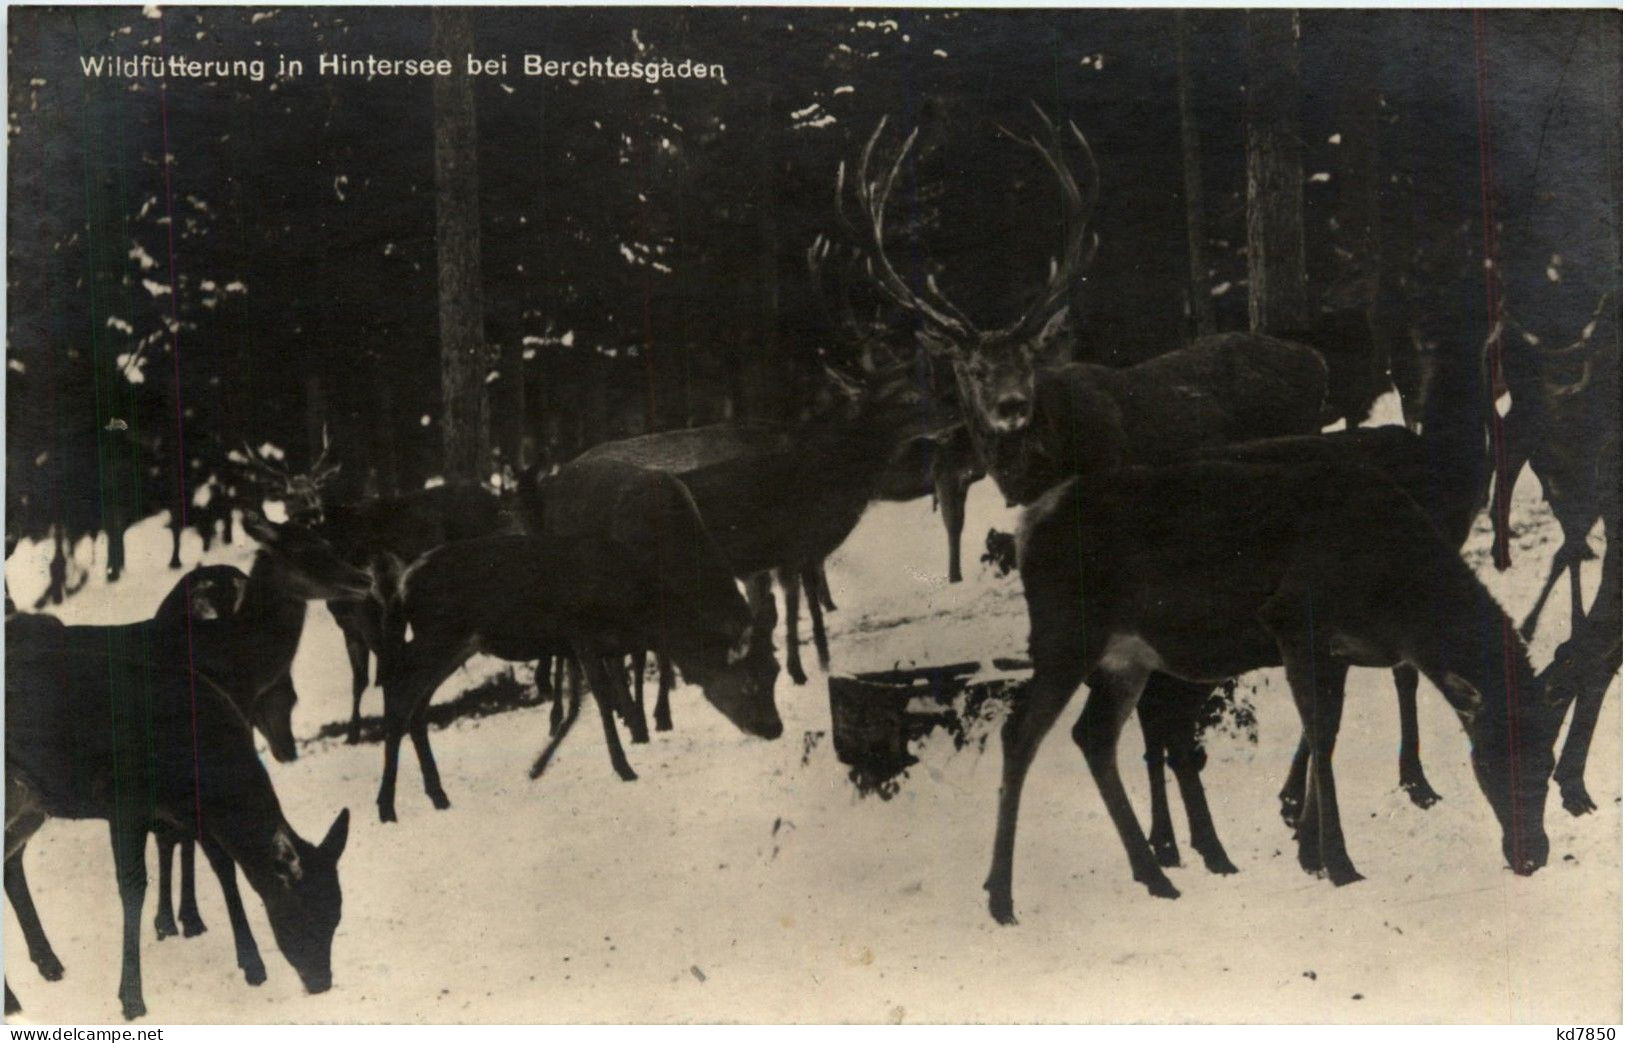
{"left": 6, "top": 8, "right": 1620, "bottom": 558}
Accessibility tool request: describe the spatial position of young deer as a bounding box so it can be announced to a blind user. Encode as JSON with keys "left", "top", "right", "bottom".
{"left": 989, "top": 456, "right": 1563, "bottom": 924}
{"left": 5, "top": 606, "right": 351, "bottom": 1019}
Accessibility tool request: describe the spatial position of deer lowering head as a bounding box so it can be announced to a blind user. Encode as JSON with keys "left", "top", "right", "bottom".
{"left": 841, "top": 106, "right": 1100, "bottom": 435}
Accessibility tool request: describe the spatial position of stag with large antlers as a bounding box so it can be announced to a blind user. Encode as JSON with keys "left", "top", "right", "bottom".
{"left": 842, "top": 109, "right": 1336, "bottom": 871}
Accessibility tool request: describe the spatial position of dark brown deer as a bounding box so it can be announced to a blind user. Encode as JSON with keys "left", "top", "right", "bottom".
{"left": 313, "top": 484, "right": 521, "bottom": 745}
{"left": 561, "top": 360, "right": 953, "bottom": 688}
{"left": 1492, "top": 297, "right": 1617, "bottom": 641}
{"left": 142, "top": 522, "right": 372, "bottom": 945}
{"left": 990, "top": 455, "right": 1565, "bottom": 924}
{"left": 5, "top": 604, "right": 351, "bottom": 1019}
{"left": 370, "top": 472, "right": 783, "bottom": 822}
{"left": 845, "top": 112, "right": 1327, "bottom": 871}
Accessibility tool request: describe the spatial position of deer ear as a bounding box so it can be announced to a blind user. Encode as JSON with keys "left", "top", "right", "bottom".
{"left": 320, "top": 808, "right": 351, "bottom": 860}
{"left": 272, "top": 828, "right": 304, "bottom": 886}
{"left": 1034, "top": 307, "right": 1072, "bottom": 352}
{"left": 241, "top": 510, "right": 278, "bottom": 546}
{"left": 1440, "top": 673, "right": 1485, "bottom": 725}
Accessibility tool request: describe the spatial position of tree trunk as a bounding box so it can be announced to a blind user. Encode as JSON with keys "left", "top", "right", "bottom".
{"left": 432, "top": 8, "right": 490, "bottom": 484}
{"left": 1331, "top": 17, "right": 1380, "bottom": 312}
{"left": 746, "top": 89, "right": 782, "bottom": 421}
{"left": 1176, "top": 12, "right": 1217, "bottom": 337}
{"left": 1245, "top": 10, "right": 1309, "bottom": 334}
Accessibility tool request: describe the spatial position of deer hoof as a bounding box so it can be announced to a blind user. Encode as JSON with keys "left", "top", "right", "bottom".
{"left": 1561, "top": 781, "right": 1598, "bottom": 817}
{"left": 1151, "top": 837, "right": 1181, "bottom": 869}
{"left": 242, "top": 960, "right": 267, "bottom": 987}
{"left": 1278, "top": 795, "right": 1303, "bottom": 829}
{"left": 1326, "top": 862, "right": 1365, "bottom": 887}
{"left": 34, "top": 954, "right": 63, "bottom": 982}
{"left": 788, "top": 663, "right": 808, "bottom": 686}
{"left": 429, "top": 792, "right": 451, "bottom": 811}
{"left": 1134, "top": 867, "right": 1180, "bottom": 899}
{"left": 986, "top": 893, "right": 1018, "bottom": 926}
{"left": 1401, "top": 777, "right": 1442, "bottom": 809}
{"left": 1200, "top": 849, "right": 1240, "bottom": 876}
{"left": 154, "top": 915, "right": 178, "bottom": 941}
{"left": 181, "top": 916, "right": 207, "bottom": 938}
{"left": 377, "top": 804, "right": 397, "bottom": 824}
{"left": 121, "top": 997, "right": 147, "bottom": 1021}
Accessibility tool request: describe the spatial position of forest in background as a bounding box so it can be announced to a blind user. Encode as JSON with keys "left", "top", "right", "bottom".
{"left": 6, "top": 8, "right": 1619, "bottom": 564}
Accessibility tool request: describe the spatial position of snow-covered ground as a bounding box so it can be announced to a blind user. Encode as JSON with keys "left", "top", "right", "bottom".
{"left": 6, "top": 400, "right": 1620, "bottom": 1024}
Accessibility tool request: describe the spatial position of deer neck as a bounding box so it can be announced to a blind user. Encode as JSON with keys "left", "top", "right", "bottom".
{"left": 190, "top": 723, "right": 291, "bottom": 871}
{"left": 245, "top": 551, "right": 312, "bottom": 629}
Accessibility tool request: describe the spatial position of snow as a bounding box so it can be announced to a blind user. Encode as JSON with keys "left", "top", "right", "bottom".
{"left": 4, "top": 440, "right": 1619, "bottom": 1024}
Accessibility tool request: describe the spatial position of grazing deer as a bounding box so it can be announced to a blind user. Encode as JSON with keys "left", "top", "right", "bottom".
{"left": 5, "top": 605, "right": 351, "bottom": 1019}
{"left": 843, "top": 113, "right": 1327, "bottom": 871}
{"left": 142, "top": 523, "right": 372, "bottom": 944}
{"left": 370, "top": 476, "right": 783, "bottom": 821}
{"left": 990, "top": 455, "right": 1565, "bottom": 923}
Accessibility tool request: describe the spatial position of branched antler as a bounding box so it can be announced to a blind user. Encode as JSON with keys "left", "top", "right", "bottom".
{"left": 990, "top": 103, "right": 1101, "bottom": 340}
{"left": 838, "top": 118, "right": 976, "bottom": 341}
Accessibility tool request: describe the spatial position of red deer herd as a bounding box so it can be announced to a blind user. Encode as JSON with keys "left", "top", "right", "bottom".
{"left": 6, "top": 111, "right": 1618, "bottom": 1016}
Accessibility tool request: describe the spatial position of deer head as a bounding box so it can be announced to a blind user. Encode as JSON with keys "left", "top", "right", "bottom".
{"left": 239, "top": 428, "right": 341, "bottom": 523}
{"left": 840, "top": 106, "right": 1100, "bottom": 435}
{"left": 253, "top": 809, "right": 349, "bottom": 994}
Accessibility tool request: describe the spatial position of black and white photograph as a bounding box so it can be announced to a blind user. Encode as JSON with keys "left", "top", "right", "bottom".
{"left": 3, "top": 5, "right": 1621, "bottom": 1025}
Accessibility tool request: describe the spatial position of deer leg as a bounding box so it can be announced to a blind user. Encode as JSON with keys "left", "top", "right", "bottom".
{"left": 1555, "top": 680, "right": 1610, "bottom": 817}
{"left": 5, "top": 825, "right": 63, "bottom": 981}
{"left": 154, "top": 834, "right": 179, "bottom": 940}
{"left": 816, "top": 563, "right": 837, "bottom": 613}
{"left": 343, "top": 625, "right": 371, "bottom": 746}
{"left": 549, "top": 657, "right": 566, "bottom": 736}
{"left": 408, "top": 712, "right": 451, "bottom": 810}
{"left": 1568, "top": 552, "right": 1588, "bottom": 635}
{"left": 109, "top": 823, "right": 148, "bottom": 1019}
{"left": 1520, "top": 546, "right": 1571, "bottom": 641}
{"left": 1394, "top": 665, "right": 1440, "bottom": 807}
{"left": 196, "top": 834, "right": 266, "bottom": 986}
{"left": 630, "top": 651, "right": 650, "bottom": 743}
{"left": 176, "top": 840, "right": 205, "bottom": 937}
{"left": 1134, "top": 700, "right": 1180, "bottom": 868}
{"left": 802, "top": 564, "right": 831, "bottom": 669}
{"left": 1279, "top": 644, "right": 1359, "bottom": 886}
{"left": 984, "top": 661, "right": 1091, "bottom": 925}
{"left": 781, "top": 569, "right": 807, "bottom": 686}
{"left": 654, "top": 653, "right": 675, "bottom": 732}
{"left": 531, "top": 661, "right": 585, "bottom": 779}
{"left": 376, "top": 697, "right": 410, "bottom": 824}
{"left": 6, "top": 981, "right": 19, "bottom": 1015}
{"left": 1279, "top": 733, "right": 1311, "bottom": 829}
{"left": 579, "top": 654, "right": 639, "bottom": 782}
{"left": 1166, "top": 718, "right": 1238, "bottom": 876}
{"left": 938, "top": 470, "right": 968, "bottom": 584}
{"left": 1074, "top": 665, "right": 1180, "bottom": 900}
{"left": 618, "top": 654, "right": 649, "bottom": 745}
{"left": 168, "top": 522, "right": 183, "bottom": 570}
